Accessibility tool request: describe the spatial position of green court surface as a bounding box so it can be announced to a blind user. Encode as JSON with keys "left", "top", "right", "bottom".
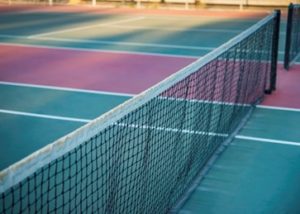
{"left": 0, "top": 113, "right": 83, "bottom": 171}
{"left": 0, "top": 11, "right": 295, "bottom": 61}
{"left": 180, "top": 107, "right": 300, "bottom": 214}
{"left": 0, "top": 84, "right": 130, "bottom": 119}
{"left": 0, "top": 12, "right": 260, "bottom": 57}
{"left": 240, "top": 107, "right": 300, "bottom": 142}
{"left": 0, "top": 84, "right": 130, "bottom": 170}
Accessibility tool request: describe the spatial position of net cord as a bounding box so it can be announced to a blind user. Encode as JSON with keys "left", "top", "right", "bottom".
{"left": 0, "top": 12, "right": 276, "bottom": 194}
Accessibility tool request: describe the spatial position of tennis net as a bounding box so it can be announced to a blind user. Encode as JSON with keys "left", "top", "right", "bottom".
{"left": 284, "top": 3, "right": 300, "bottom": 70}
{"left": 0, "top": 11, "right": 280, "bottom": 214}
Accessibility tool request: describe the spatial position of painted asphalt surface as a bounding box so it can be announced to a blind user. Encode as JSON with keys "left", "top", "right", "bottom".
{"left": 0, "top": 7, "right": 300, "bottom": 213}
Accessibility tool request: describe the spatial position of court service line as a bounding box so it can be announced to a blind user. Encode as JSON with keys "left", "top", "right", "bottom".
{"left": 0, "top": 40, "right": 199, "bottom": 59}
{"left": 110, "top": 24, "right": 287, "bottom": 35}
{"left": 0, "top": 109, "right": 91, "bottom": 123}
{"left": 28, "top": 16, "right": 145, "bottom": 38}
{"left": 2, "top": 34, "right": 286, "bottom": 55}
{"left": 117, "top": 123, "right": 300, "bottom": 146}
{"left": 33, "top": 36, "right": 216, "bottom": 51}
{"left": 143, "top": 15, "right": 266, "bottom": 23}
{"left": 0, "top": 81, "right": 135, "bottom": 97}
{"left": 235, "top": 135, "right": 300, "bottom": 146}
{"left": 1, "top": 108, "right": 299, "bottom": 146}
{"left": 257, "top": 105, "right": 300, "bottom": 112}
{"left": 2, "top": 83, "right": 300, "bottom": 113}
{"left": 109, "top": 24, "right": 242, "bottom": 34}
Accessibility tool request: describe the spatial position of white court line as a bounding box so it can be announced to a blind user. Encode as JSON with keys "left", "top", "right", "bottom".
{"left": 117, "top": 123, "right": 300, "bottom": 146}
{"left": 257, "top": 105, "right": 300, "bottom": 112}
{"left": 11, "top": 81, "right": 300, "bottom": 114}
{"left": 28, "top": 16, "right": 145, "bottom": 38}
{"left": 143, "top": 15, "right": 265, "bottom": 23}
{"left": 2, "top": 35, "right": 286, "bottom": 55}
{"left": 109, "top": 123, "right": 300, "bottom": 147}
{"left": 1, "top": 33, "right": 286, "bottom": 55}
{"left": 0, "top": 109, "right": 91, "bottom": 123}
{"left": 235, "top": 135, "right": 300, "bottom": 146}
{"left": 109, "top": 24, "right": 285, "bottom": 35}
{"left": 2, "top": 108, "right": 298, "bottom": 147}
{"left": 0, "top": 35, "right": 284, "bottom": 56}
{"left": 0, "top": 81, "right": 135, "bottom": 97}
{"left": 116, "top": 122, "right": 229, "bottom": 138}
{"left": 159, "top": 96, "right": 251, "bottom": 108}
{"left": 276, "top": 61, "right": 300, "bottom": 65}
{"left": 0, "top": 40, "right": 199, "bottom": 59}
{"left": 32, "top": 36, "right": 216, "bottom": 51}
{"left": 109, "top": 24, "right": 242, "bottom": 34}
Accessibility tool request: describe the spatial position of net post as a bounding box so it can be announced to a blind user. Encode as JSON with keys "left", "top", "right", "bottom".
{"left": 284, "top": 3, "right": 294, "bottom": 70}
{"left": 266, "top": 10, "right": 280, "bottom": 94}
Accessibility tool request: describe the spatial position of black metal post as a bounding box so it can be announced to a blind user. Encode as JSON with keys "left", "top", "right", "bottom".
{"left": 284, "top": 3, "right": 294, "bottom": 70}
{"left": 268, "top": 10, "right": 280, "bottom": 93}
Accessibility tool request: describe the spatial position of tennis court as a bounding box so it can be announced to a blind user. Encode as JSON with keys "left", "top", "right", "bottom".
{"left": 1, "top": 4, "right": 300, "bottom": 213}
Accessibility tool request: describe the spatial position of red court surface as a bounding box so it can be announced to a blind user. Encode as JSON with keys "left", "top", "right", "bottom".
{"left": 1, "top": 44, "right": 299, "bottom": 108}
{"left": 262, "top": 64, "right": 300, "bottom": 109}
{"left": 0, "top": 44, "right": 194, "bottom": 94}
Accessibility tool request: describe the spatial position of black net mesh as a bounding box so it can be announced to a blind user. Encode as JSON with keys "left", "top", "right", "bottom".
{"left": 0, "top": 12, "right": 279, "bottom": 214}
{"left": 284, "top": 3, "right": 300, "bottom": 70}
